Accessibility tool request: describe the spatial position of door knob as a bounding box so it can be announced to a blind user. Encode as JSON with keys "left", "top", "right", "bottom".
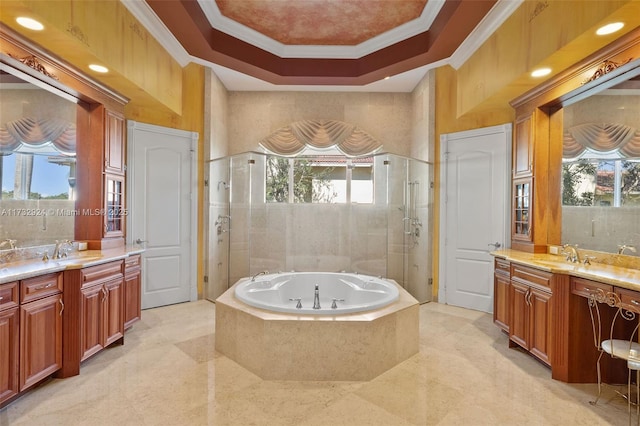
{"left": 487, "top": 242, "right": 502, "bottom": 249}
{"left": 135, "top": 238, "right": 147, "bottom": 244}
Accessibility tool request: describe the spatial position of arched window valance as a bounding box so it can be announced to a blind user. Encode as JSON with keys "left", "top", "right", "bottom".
{"left": 259, "top": 119, "right": 382, "bottom": 157}
{"left": 0, "top": 117, "right": 76, "bottom": 155}
{"left": 563, "top": 123, "right": 640, "bottom": 158}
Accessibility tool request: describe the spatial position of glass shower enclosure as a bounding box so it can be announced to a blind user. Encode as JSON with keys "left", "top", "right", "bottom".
{"left": 206, "top": 151, "right": 432, "bottom": 303}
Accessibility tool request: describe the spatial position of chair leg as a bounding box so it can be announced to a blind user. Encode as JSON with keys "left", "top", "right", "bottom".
{"left": 629, "top": 369, "right": 632, "bottom": 426}
{"left": 591, "top": 351, "right": 605, "bottom": 406}
{"left": 636, "top": 370, "right": 640, "bottom": 426}
{"left": 636, "top": 369, "right": 639, "bottom": 426}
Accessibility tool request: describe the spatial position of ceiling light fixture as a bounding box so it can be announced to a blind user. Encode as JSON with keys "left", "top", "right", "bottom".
{"left": 16, "top": 17, "right": 44, "bottom": 31}
{"left": 596, "top": 22, "right": 624, "bottom": 36}
{"left": 89, "top": 64, "right": 109, "bottom": 73}
{"left": 531, "top": 68, "right": 551, "bottom": 78}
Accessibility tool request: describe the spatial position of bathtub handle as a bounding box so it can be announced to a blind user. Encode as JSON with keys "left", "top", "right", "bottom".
{"left": 331, "top": 298, "right": 345, "bottom": 309}
{"left": 289, "top": 298, "right": 303, "bottom": 309}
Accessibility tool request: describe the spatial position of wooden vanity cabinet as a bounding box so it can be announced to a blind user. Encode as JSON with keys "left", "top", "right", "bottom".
{"left": 513, "top": 113, "right": 534, "bottom": 178}
{"left": 124, "top": 254, "right": 142, "bottom": 329}
{"left": 19, "top": 273, "right": 63, "bottom": 391}
{"left": 0, "top": 282, "right": 19, "bottom": 405}
{"left": 509, "top": 264, "right": 552, "bottom": 366}
{"left": 493, "top": 259, "right": 510, "bottom": 332}
{"left": 104, "top": 174, "right": 125, "bottom": 238}
{"left": 104, "top": 109, "right": 125, "bottom": 175}
{"left": 1, "top": 274, "right": 63, "bottom": 406}
{"left": 80, "top": 261, "right": 124, "bottom": 361}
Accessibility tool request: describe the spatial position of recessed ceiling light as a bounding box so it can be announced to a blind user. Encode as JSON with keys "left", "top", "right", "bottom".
{"left": 89, "top": 64, "right": 109, "bottom": 73}
{"left": 531, "top": 68, "right": 551, "bottom": 78}
{"left": 596, "top": 22, "right": 624, "bottom": 36}
{"left": 384, "top": 76, "right": 391, "bottom": 80}
{"left": 16, "top": 17, "right": 44, "bottom": 31}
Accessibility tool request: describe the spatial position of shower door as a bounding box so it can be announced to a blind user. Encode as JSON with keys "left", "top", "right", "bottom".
{"left": 206, "top": 157, "right": 231, "bottom": 301}
{"left": 384, "top": 154, "right": 432, "bottom": 303}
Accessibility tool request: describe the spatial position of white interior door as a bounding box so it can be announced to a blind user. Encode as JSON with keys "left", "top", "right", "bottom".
{"left": 439, "top": 124, "right": 511, "bottom": 313}
{"left": 127, "top": 121, "right": 198, "bottom": 309}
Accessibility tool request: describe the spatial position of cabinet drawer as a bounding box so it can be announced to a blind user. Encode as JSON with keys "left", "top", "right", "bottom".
{"left": 0, "top": 281, "right": 19, "bottom": 310}
{"left": 124, "top": 254, "right": 141, "bottom": 271}
{"left": 21, "top": 273, "right": 62, "bottom": 303}
{"left": 616, "top": 288, "right": 640, "bottom": 310}
{"left": 511, "top": 264, "right": 551, "bottom": 289}
{"left": 494, "top": 259, "right": 510, "bottom": 276}
{"left": 81, "top": 260, "right": 123, "bottom": 287}
{"left": 570, "top": 277, "right": 613, "bottom": 298}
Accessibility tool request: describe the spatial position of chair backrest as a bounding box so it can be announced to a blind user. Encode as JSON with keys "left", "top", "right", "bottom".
{"left": 588, "top": 288, "right": 640, "bottom": 358}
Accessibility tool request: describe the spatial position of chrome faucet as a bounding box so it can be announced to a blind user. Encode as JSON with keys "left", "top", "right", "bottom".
{"left": 0, "top": 239, "right": 17, "bottom": 250}
{"left": 313, "top": 284, "right": 321, "bottom": 309}
{"left": 251, "top": 270, "right": 269, "bottom": 281}
{"left": 52, "top": 239, "right": 73, "bottom": 259}
{"left": 562, "top": 244, "right": 580, "bottom": 263}
{"left": 618, "top": 245, "right": 637, "bottom": 255}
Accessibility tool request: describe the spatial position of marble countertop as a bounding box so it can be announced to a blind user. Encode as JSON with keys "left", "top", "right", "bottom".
{"left": 0, "top": 245, "right": 145, "bottom": 284}
{"left": 492, "top": 249, "right": 640, "bottom": 292}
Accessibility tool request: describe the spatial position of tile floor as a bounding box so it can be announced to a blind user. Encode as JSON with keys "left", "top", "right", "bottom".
{"left": 0, "top": 300, "right": 632, "bottom": 425}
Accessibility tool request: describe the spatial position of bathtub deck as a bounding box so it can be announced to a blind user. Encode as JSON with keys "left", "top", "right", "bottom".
{"left": 214, "top": 280, "right": 419, "bottom": 381}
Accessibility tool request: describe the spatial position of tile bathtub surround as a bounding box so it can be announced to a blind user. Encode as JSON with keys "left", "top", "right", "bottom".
{"left": 214, "top": 281, "right": 419, "bottom": 381}
{"left": 1, "top": 300, "right": 631, "bottom": 425}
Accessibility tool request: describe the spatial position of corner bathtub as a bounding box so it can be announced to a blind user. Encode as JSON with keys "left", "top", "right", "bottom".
{"left": 234, "top": 271, "right": 399, "bottom": 314}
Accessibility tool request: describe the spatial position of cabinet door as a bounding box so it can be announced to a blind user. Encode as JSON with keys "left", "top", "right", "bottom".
{"left": 512, "top": 178, "right": 533, "bottom": 242}
{"left": 124, "top": 270, "right": 141, "bottom": 329}
{"left": 104, "top": 279, "right": 124, "bottom": 347}
{"left": 529, "top": 287, "right": 552, "bottom": 366}
{"left": 104, "top": 109, "right": 125, "bottom": 174}
{"left": 20, "top": 294, "right": 62, "bottom": 391}
{"left": 509, "top": 281, "right": 529, "bottom": 350}
{"left": 493, "top": 273, "right": 510, "bottom": 332}
{"left": 81, "top": 284, "right": 104, "bottom": 361}
{"left": 104, "top": 174, "right": 125, "bottom": 238}
{"left": 514, "top": 114, "right": 533, "bottom": 178}
{"left": 0, "top": 307, "right": 19, "bottom": 405}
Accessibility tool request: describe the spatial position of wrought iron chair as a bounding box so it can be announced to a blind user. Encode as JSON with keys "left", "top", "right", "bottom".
{"left": 588, "top": 287, "right": 640, "bottom": 425}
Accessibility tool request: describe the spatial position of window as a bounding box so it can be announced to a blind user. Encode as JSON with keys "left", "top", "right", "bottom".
{"left": 562, "top": 159, "right": 640, "bottom": 207}
{"left": 265, "top": 151, "right": 373, "bottom": 204}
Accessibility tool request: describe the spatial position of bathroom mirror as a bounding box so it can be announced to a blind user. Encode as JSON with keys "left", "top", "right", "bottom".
{"left": 0, "top": 69, "right": 77, "bottom": 248}
{"left": 561, "top": 76, "right": 640, "bottom": 255}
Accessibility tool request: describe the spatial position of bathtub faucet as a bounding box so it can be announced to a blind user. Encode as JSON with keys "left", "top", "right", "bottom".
{"left": 313, "top": 284, "right": 321, "bottom": 309}
{"left": 251, "top": 270, "right": 269, "bottom": 281}
{"left": 618, "top": 244, "right": 637, "bottom": 255}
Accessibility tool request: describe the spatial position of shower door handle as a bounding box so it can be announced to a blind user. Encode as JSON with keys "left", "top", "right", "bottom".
{"left": 487, "top": 242, "right": 501, "bottom": 249}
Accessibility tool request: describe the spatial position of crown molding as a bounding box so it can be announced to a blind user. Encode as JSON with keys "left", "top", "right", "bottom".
{"left": 197, "top": 0, "right": 446, "bottom": 59}
{"left": 121, "top": 0, "right": 191, "bottom": 67}
{"left": 449, "top": 0, "right": 522, "bottom": 69}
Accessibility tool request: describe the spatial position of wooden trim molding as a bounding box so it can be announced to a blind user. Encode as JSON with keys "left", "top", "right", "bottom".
{"left": 511, "top": 26, "right": 640, "bottom": 111}
{"left": 0, "top": 23, "right": 128, "bottom": 109}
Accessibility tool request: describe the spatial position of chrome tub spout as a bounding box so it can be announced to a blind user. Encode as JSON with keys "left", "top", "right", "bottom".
{"left": 251, "top": 270, "right": 269, "bottom": 281}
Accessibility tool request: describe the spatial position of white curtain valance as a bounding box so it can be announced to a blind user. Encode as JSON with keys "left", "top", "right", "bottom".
{"left": 563, "top": 123, "right": 640, "bottom": 158}
{"left": 0, "top": 117, "right": 76, "bottom": 155}
{"left": 259, "top": 119, "right": 382, "bottom": 157}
